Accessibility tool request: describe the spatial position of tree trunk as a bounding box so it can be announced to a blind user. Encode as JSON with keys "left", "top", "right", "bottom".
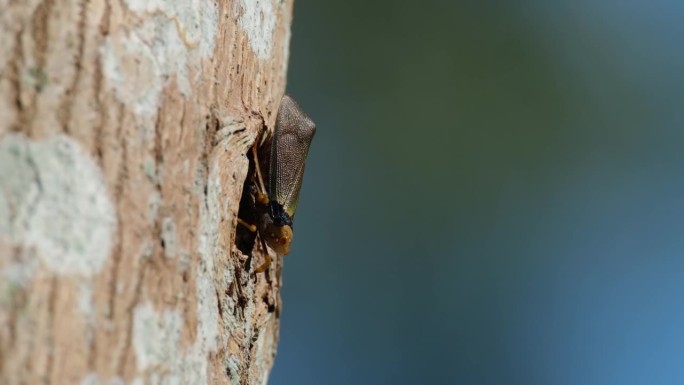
{"left": 0, "top": 0, "right": 293, "bottom": 384}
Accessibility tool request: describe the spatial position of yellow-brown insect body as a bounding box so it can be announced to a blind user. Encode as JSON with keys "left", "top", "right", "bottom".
{"left": 259, "top": 209, "right": 293, "bottom": 256}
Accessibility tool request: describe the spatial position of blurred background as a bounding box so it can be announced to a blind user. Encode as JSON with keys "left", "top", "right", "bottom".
{"left": 271, "top": 1, "right": 684, "bottom": 384}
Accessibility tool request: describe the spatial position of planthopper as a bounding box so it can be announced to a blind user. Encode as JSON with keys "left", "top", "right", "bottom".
{"left": 237, "top": 95, "right": 316, "bottom": 273}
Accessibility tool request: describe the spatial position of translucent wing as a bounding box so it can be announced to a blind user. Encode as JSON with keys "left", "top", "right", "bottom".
{"left": 269, "top": 95, "right": 316, "bottom": 218}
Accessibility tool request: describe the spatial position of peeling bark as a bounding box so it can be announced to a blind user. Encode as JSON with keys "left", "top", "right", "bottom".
{"left": 0, "top": 0, "right": 293, "bottom": 384}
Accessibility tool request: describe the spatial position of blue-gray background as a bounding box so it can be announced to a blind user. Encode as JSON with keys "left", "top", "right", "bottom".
{"left": 271, "top": 1, "right": 684, "bottom": 384}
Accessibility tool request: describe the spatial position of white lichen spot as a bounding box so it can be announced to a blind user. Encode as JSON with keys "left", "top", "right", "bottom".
{"left": 80, "top": 373, "right": 98, "bottom": 385}
{"left": 1, "top": 257, "right": 38, "bottom": 289}
{"left": 79, "top": 373, "right": 125, "bottom": 385}
{"left": 100, "top": 33, "right": 170, "bottom": 118}
{"left": 0, "top": 182, "right": 10, "bottom": 237}
{"left": 123, "top": 0, "right": 218, "bottom": 55}
{"left": 225, "top": 355, "right": 241, "bottom": 385}
{"left": 147, "top": 190, "right": 161, "bottom": 223}
{"left": 78, "top": 281, "right": 96, "bottom": 343}
{"left": 144, "top": 159, "right": 156, "bottom": 181}
{"left": 0, "top": 134, "right": 117, "bottom": 276}
{"left": 281, "top": 24, "right": 292, "bottom": 74}
{"left": 196, "top": 159, "right": 221, "bottom": 352}
{"left": 131, "top": 156, "right": 225, "bottom": 384}
{"left": 139, "top": 240, "right": 155, "bottom": 262}
{"left": 101, "top": 0, "right": 218, "bottom": 117}
{"left": 132, "top": 302, "right": 211, "bottom": 385}
{"left": 107, "top": 378, "right": 125, "bottom": 385}
{"left": 253, "top": 319, "right": 276, "bottom": 385}
{"left": 161, "top": 216, "right": 178, "bottom": 259}
{"left": 78, "top": 281, "right": 94, "bottom": 319}
{"left": 0, "top": 255, "right": 39, "bottom": 309}
{"left": 238, "top": 0, "right": 277, "bottom": 60}
{"left": 133, "top": 303, "right": 183, "bottom": 371}
{"left": 178, "top": 251, "right": 191, "bottom": 272}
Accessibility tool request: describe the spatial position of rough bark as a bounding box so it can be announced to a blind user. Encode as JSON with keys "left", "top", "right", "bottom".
{"left": 0, "top": 0, "right": 293, "bottom": 384}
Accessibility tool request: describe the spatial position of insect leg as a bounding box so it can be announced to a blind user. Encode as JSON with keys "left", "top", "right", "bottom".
{"left": 236, "top": 218, "right": 256, "bottom": 232}
{"left": 254, "top": 235, "right": 272, "bottom": 273}
{"left": 252, "top": 137, "right": 269, "bottom": 205}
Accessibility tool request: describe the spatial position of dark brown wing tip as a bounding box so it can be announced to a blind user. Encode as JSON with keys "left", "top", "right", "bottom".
{"left": 279, "top": 95, "right": 316, "bottom": 138}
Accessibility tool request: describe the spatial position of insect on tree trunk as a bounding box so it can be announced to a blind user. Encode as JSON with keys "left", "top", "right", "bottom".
{"left": 0, "top": 1, "right": 294, "bottom": 384}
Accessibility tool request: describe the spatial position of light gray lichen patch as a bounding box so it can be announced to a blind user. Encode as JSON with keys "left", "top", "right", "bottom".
{"left": 160, "top": 216, "right": 178, "bottom": 259}
{"left": 132, "top": 302, "right": 211, "bottom": 385}
{"left": 79, "top": 373, "right": 98, "bottom": 385}
{"left": 196, "top": 158, "right": 222, "bottom": 351}
{"left": 238, "top": 0, "right": 277, "bottom": 60}
{"left": 131, "top": 155, "right": 224, "bottom": 384}
{"left": 0, "top": 134, "right": 117, "bottom": 276}
{"left": 147, "top": 190, "right": 162, "bottom": 224}
{"left": 79, "top": 374, "right": 125, "bottom": 385}
{"left": 0, "top": 252, "right": 39, "bottom": 309}
{"left": 133, "top": 303, "right": 183, "bottom": 370}
{"left": 78, "top": 280, "right": 96, "bottom": 343}
{"left": 101, "top": 0, "right": 218, "bottom": 118}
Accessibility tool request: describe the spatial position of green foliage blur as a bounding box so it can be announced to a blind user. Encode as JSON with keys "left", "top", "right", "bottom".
{"left": 273, "top": 1, "right": 684, "bottom": 384}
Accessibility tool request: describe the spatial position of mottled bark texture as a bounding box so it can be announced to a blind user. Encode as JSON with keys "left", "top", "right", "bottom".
{"left": 0, "top": 0, "right": 293, "bottom": 384}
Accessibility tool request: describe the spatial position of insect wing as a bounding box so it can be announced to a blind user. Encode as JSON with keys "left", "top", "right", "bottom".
{"left": 269, "top": 95, "right": 316, "bottom": 218}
